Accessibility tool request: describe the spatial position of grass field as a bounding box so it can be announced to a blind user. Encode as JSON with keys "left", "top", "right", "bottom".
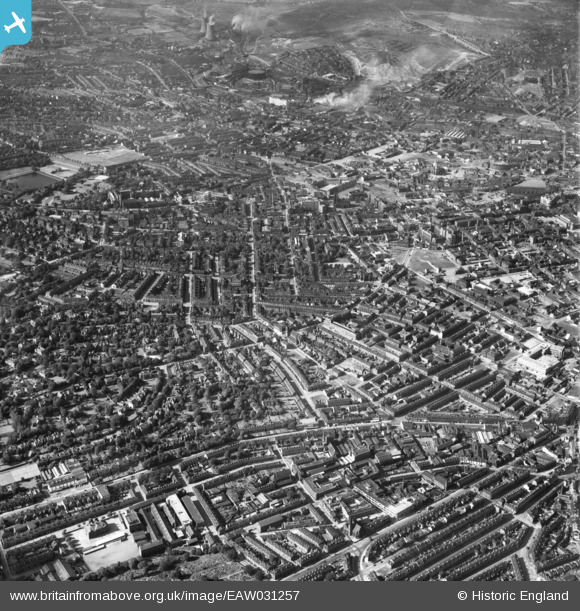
{"left": 394, "top": 247, "right": 459, "bottom": 279}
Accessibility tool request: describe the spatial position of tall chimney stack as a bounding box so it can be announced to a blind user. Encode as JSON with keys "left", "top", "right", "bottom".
{"left": 200, "top": 7, "right": 208, "bottom": 34}
{"left": 205, "top": 15, "right": 215, "bottom": 41}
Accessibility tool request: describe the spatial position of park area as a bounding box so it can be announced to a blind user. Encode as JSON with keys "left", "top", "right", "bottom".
{"left": 395, "top": 247, "right": 459, "bottom": 279}
{"left": 112, "top": 552, "right": 253, "bottom": 581}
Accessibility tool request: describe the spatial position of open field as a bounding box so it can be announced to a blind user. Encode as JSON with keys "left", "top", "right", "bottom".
{"left": 83, "top": 537, "right": 140, "bottom": 571}
{"left": 395, "top": 247, "right": 459, "bottom": 278}
{"left": 68, "top": 516, "right": 140, "bottom": 571}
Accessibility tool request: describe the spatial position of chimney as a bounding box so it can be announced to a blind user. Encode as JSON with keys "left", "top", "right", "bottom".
{"left": 200, "top": 7, "right": 208, "bottom": 34}
{"left": 205, "top": 15, "right": 215, "bottom": 41}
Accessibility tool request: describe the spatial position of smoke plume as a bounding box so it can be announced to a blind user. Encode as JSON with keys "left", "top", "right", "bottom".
{"left": 314, "top": 83, "right": 374, "bottom": 109}
{"left": 231, "top": 8, "right": 269, "bottom": 33}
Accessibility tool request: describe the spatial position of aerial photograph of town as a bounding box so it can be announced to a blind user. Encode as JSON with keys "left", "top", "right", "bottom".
{"left": 0, "top": 0, "right": 578, "bottom": 585}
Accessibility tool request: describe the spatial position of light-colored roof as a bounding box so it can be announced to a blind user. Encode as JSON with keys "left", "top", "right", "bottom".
{"left": 0, "top": 463, "right": 41, "bottom": 487}
{"left": 512, "top": 179, "right": 547, "bottom": 190}
{"left": 62, "top": 147, "right": 146, "bottom": 168}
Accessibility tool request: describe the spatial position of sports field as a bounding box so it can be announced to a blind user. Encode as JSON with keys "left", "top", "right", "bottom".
{"left": 395, "top": 248, "right": 459, "bottom": 279}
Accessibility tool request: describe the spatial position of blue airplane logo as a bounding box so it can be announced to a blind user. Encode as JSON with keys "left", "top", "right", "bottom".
{"left": 4, "top": 12, "right": 26, "bottom": 34}
{"left": 0, "top": 2, "right": 32, "bottom": 55}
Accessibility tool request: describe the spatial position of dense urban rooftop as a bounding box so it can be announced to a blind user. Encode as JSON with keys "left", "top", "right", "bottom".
{"left": 0, "top": 0, "right": 578, "bottom": 584}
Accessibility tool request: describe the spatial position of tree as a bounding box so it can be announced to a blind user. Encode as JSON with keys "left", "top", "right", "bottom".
{"left": 244, "top": 565, "right": 257, "bottom": 577}
{"left": 159, "top": 554, "right": 178, "bottom": 572}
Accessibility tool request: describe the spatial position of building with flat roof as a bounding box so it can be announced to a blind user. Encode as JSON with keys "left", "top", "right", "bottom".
{"left": 517, "top": 353, "right": 559, "bottom": 380}
{"left": 166, "top": 494, "right": 192, "bottom": 528}
{"left": 0, "top": 463, "right": 41, "bottom": 488}
{"left": 507, "top": 179, "right": 547, "bottom": 198}
{"left": 53, "top": 146, "right": 146, "bottom": 170}
{"left": 181, "top": 495, "right": 206, "bottom": 527}
{"left": 125, "top": 509, "right": 143, "bottom": 533}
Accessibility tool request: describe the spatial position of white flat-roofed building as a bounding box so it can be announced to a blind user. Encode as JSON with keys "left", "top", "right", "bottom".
{"left": 166, "top": 494, "right": 192, "bottom": 527}
{"left": 517, "top": 353, "right": 559, "bottom": 380}
{"left": 386, "top": 497, "right": 416, "bottom": 519}
{"left": 0, "top": 463, "right": 41, "bottom": 488}
{"left": 269, "top": 95, "right": 288, "bottom": 107}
